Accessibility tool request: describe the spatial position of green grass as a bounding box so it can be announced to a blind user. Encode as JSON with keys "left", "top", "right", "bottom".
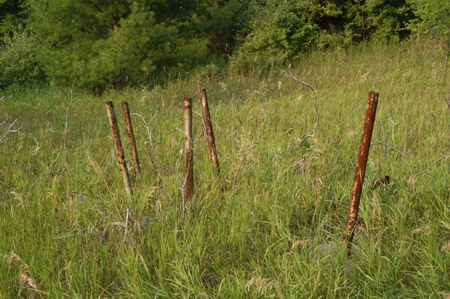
{"left": 1, "top": 39, "right": 449, "bottom": 298}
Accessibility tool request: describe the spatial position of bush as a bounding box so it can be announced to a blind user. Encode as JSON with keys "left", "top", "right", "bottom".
{"left": 28, "top": 0, "right": 216, "bottom": 90}
{"left": 0, "top": 28, "right": 43, "bottom": 88}
{"left": 230, "top": 0, "right": 415, "bottom": 72}
{"left": 408, "top": 0, "right": 450, "bottom": 42}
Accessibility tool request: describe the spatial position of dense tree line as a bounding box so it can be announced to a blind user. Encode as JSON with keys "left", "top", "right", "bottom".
{"left": 0, "top": 0, "right": 448, "bottom": 90}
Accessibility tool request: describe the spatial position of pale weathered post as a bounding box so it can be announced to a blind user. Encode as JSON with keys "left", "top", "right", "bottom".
{"left": 183, "top": 97, "right": 194, "bottom": 200}
{"left": 121, "top": 101, "right": 141, "bottom": 176}
{"left": 343, "top": 91, "right": 379, "bottom": 255}
{"left": 105, "top": 101, "right": 132, "bottom": 196}
{"left": 199, "top": 88, "right": 220, "bottom": 175}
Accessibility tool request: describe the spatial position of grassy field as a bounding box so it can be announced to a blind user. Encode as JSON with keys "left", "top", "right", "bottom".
{"left": 1, "top": 40, "right": 449, "bottom": 298}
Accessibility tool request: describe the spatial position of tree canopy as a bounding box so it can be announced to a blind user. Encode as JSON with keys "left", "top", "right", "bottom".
{"left": 0, "top": 0, "right": 447, "bottom": 89}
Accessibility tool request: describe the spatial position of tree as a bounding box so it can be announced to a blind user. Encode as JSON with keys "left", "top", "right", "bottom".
{"left": 28, "top": 0, "right": 210, "bottom": 89}
{"left": 0, "top": 0, "right": 43, "bottom": 87}
{"left": 408, "top": 0, "right": 450, "bottom": 65}
{"left": 230, "top": 0, "right": 416, "bottom": 70}
{"left": 0, "top": 0, "right": 28, "bottom": 38}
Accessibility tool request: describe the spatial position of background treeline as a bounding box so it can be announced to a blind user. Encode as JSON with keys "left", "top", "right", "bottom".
{"left": 0, "top": 0, "right": 448, "bottom": 90}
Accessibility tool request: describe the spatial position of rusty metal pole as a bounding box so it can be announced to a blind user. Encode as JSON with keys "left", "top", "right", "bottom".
{"left": 343, "top": 91, "right": 379, "bottom": 255}
{"left": 183, "top": 97, "right": 194, "bottom": 201}
{"left": 199, "top": 88, "right": 220, "bottom": 175}
{"left": 121, "top": 101, "right": 141, "bottom": 177}
{"left": 105, "top": 101, "right": 132, "bottom": 196}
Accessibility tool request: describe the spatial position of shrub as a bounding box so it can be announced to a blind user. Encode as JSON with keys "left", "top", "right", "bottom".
{"left": 0, "top": 28, "right": 42, "bottom": 88}
{"left": 408, "top": 0, "right": 450, "bottom": 43}
{"left": 27, "top": 0, "right": 225, "bottom": 90}
{"left": 230, "top": 0, "right": 415, "bottom": 72}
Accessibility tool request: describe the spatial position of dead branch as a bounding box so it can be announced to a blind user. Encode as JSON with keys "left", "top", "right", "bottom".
{"left": 131, "top": 112, "right": 172, "bottom": 203}
{"left": 0, "top": 118, "right": 22, "bottom": 143}
{"left": 285, "top": 71, "right": 319, "bottom": 135}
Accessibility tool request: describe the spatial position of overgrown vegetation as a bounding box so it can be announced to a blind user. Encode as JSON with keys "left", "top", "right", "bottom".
{"left": 1, "top": 40, "right": 449, "bottom": 297}
{"left": 0, "top": 0, "right": 449, "bottom": 89}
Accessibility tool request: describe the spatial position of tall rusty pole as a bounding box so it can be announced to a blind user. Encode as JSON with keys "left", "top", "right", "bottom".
{"left": 199, "top": 88, "right": 220, "bottom": 175}
{"left": 183, "top": 97, "right": 194, "bottom": 201}
{"left": 105, "top": 101, "right": 132, "bottom": 196}
{"left": 343, "top": 91, "right": 379, "bottom": 255}
{"left": 121, "top": 101, "right": 141, "bottom": 177}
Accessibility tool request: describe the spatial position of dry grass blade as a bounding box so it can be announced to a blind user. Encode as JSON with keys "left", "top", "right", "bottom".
{"left": 440, "top": 292, "right": 450, "bottom": 299}
{"left": 441, "top": 240, "right": 450, "bottom": 253}
{"left": 3, "top": 252, "right": 44, "bottom": 298}
{"left": 246, "top": 276, "right": 274, "bottom": 295}
{"left": 291, "top": 239, "right": 311, "bottom": 251}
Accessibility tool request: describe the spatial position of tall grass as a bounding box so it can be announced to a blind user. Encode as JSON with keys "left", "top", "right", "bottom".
{"left": 0, "top": 39, "right": 449, "bottom": 298}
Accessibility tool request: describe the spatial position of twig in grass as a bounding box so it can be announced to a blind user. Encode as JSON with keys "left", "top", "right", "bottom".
{"left": 373, "top": 141, "right": 449, "bottom": 181}
{"left": 102, "top": 210, "right": 132, "bottom": 242}
{"left": 62, "top": 106, "right": 70, "bottom": 167}
{"left": 285, "top": 71, "right": 319, "bottom": 135}
{"left": 387, "top": 114, "right": 398, "bottom": 148}
{"left": 102, "top": 222, "right": 125, "bottom": 241}
{"left": 32, "top": 137, "right": 40, "bottom": 157}
{"left": 0, "top": 118, "right": 22, "bottom": 143}
{"left": 412, "top": 153, "right": 450, "bottom": 179}
{"left": 192, "top": 110, "right": 206, "bottom": 144}
{"left": 376, "top": 118, "right": 388, "bottom": 159}
{"left": 373, "top": 141, "right": 413, "bottom": 176}
{"left": 124, "top": 208, "right": 130, "bottom": 240}
{"left": 231, "top": 140, "right": 258, "bottom": 192}
{"left": 131, "top": 112, "right": 172, "bottom": 203}
{"left": 64, "top": 107, "right": 69, "bottom": 139}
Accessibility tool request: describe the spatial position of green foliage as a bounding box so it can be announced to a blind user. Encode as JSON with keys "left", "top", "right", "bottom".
{"left": 0, "top": 28, "right": 42, "bottom": 87}
{"left": 408, "top": 0, "right": 450, "bottom": 42}
{"left": 0, "top": 0, "right": 28, "bottom": 37}
{"left": 199, "top": 0, "right": 242, "bottom": 55}
{"left": 0, "top": 1, "right": 44, "bottom": 87}
{"left": 1, "top": 0, "right": 447, "bottom": 87}
{"left": 28, "top": 0, "right": 210, "bottom": 89}
{"left": 230, "top": 0, "right": 415, "bottom": 70}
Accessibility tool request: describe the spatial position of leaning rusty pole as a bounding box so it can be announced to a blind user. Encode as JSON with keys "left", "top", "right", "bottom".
{"left": 199, "top": 88, "right": 220, "bottom": 175}
{"left": 183, "top": 97, "right": 194, "bottom": 201}
{"left": 105, "top": 101, "right": 133, "bottom": 196}
{"left": 121, "top": 101, "right": 141, "bottom": 177}
{"left": 343, "top": 91, "right": 379, "bottom": 255}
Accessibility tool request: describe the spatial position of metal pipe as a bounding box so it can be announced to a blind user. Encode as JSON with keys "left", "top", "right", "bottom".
{"left": 343, "top": 91, "right": 379, "bottom": 255}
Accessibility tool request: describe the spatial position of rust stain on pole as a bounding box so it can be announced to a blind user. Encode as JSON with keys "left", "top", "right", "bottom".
{"left": 121, "top": 101, "right": 141, "bottom": 177}
{"left": 199, "top": 88, "right": 220, "bottom": 175}
{"left": 343, "top": 91, "right": 379, "bottom": 255}
{"left": 183, "top": 97, "right": 194, "bottom": 201}
{"left": 105, "top": 101, "right": 132, "bottom": 196}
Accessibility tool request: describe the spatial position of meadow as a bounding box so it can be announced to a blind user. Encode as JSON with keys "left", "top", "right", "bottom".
{"left": 0, "top": 40, "right": 449, "bottom": 298}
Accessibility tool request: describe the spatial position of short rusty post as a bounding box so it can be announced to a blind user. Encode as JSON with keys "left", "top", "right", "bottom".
{"left": 199, "top": 88, "right": 220, "bottom": 175}
{"left": 343, "top": 91, "right": 379, "bottom": 255}
{"left": 183, "top": 97, "right": 194, "bottom": 201}
{"left": 121, "top": 101, "right": 141, "bottom": 177}
{"left": 105, "top": 101, "right": 132, "bottom": 196}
